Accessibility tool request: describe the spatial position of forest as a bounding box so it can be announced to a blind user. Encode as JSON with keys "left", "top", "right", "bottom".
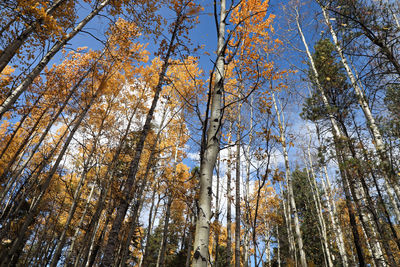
{"left": 0, "top": 0, "right": 400, "bottom": 266}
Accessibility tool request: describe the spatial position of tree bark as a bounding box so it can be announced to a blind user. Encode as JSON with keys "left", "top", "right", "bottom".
{"left": 304, "top": 145, "right": 333, "bottom": 267}
{"left": 192, "top": 1, "right": 226, "bottom": 265}
{"left": 235, "top": 106, "right": 241, "bottom": 267}
{"left": 272, "top": 91, "right": 307, "bottom": 267}
{"left": 156, "top": 197, "right": 173, "bottom": 267}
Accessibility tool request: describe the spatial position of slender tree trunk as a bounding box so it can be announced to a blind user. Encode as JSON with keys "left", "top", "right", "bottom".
{"left": 278, "top": 177, "right": 297, "bottom": 265}
{"left": 271, "top": 91, "right": 307, "bottom": 267}
{"left": 277, "top": 227, "right": 281, "bottom": 267}
{"left": 185, "top": 215, "right": 194, "bottom": 267}
{"left": 214, "top": 155, "right": 221, "bottom": 267}
{"left": 265, "top": 231, "right": 271, "bottom": 267}
{"left": 243, "top": 97, "right": 253, "bottom": 267}
{"left": 141, "top": 181, "right": 159, "bottom": 266}
{"left": 227, "top": 122, "right": 233, "bottom": 266}
{"left": 192, "top": 1, "right": 225, "bottom": 264}
{"left": 156, "top": 197, "right": 173, "bottom": 267}
{"left": 235, "top": 106, "right": 241, "bottom": 267}
{"left": 304, "top": 145, "right": 333, "bottom": 267}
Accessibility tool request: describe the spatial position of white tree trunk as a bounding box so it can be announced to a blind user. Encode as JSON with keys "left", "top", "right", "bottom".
{"left": 320, "top": 163, "right": 348, "bottom": 267}
{"left": 272, "top": 91, "right": 307, "bottom": 267}
{"left": 235, "top": 104, "right": 241, "bottom": 267}
{"left": 277, "top": 227, "right": 281, "bottom": 267}
{"left": 243, "top": 97, "right": 253, "bottom": 267}
{"left": 304, "top": 145, "right": 333, "bottom": 267}
{"left": 192, "top": 1, "right": 226, "bottom": 266}
{"left": 351, "top": 177, "right": 386, "bottom": 266}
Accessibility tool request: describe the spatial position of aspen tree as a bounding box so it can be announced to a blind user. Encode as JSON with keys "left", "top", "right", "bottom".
{"left": 303, "top": 141, "right": 333, "bottom": 267}
{"left": 227, "top": 122, "right": 233, "bottom": 266}
{"left": 192, "top": 0, "right": 226, "bottom": 265}
{"left": 316, "top": 4, "right": 399, "bottom": 264}
{"left": 243, "top": 96, "right": 253, "bottom": 267}
{"left": 213, "top": 155, "right": 221, "bottom": 267}
{"left": 235, "top": 104, "right": 241, "bottom": 267}
{"left": 49, "top": 102, "right": 111, "bottom": 267}
{"left": 315, "top": 125, "right": 348, "bottom": 266}
{"left": 271, "top": 90, "right": 307, "bottom": 267}
{"left": 0, "top": 75, "right": 106, "bottom": 265}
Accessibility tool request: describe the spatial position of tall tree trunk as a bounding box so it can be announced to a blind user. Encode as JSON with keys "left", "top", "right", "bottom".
{"left": 227, "top": 122, "right": 233, "bottom": 266}
{"left": 276, "top": 226, "right": 281, "bottom": 267}
{"left": 243, "top": 97, "right": 253, "bottom": 267}
{"left": 304, "top": 144, "right": 333, "bottom": 267}
{"left": 141, "top": 181, "right": 160, "bottom": 266}
{"left": 235, "top": 105, "right": 241, "bottom": 267}
{"left": 214, "top": 155, "right": 221, "bottom": 267}
{"left": 279, "top": 180, "right": 297, "bottom": 265}
{"left": 192, "top": 1, "right": 226, "bottom": 265}
{"left": 271, "top": 91, "right": 307, "bottom": 267}
{"left": 185, "top": 214, "right": 194, "bottom": 267}
{"left": 156, "top": 196, "right": 173, "bottom": 267}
